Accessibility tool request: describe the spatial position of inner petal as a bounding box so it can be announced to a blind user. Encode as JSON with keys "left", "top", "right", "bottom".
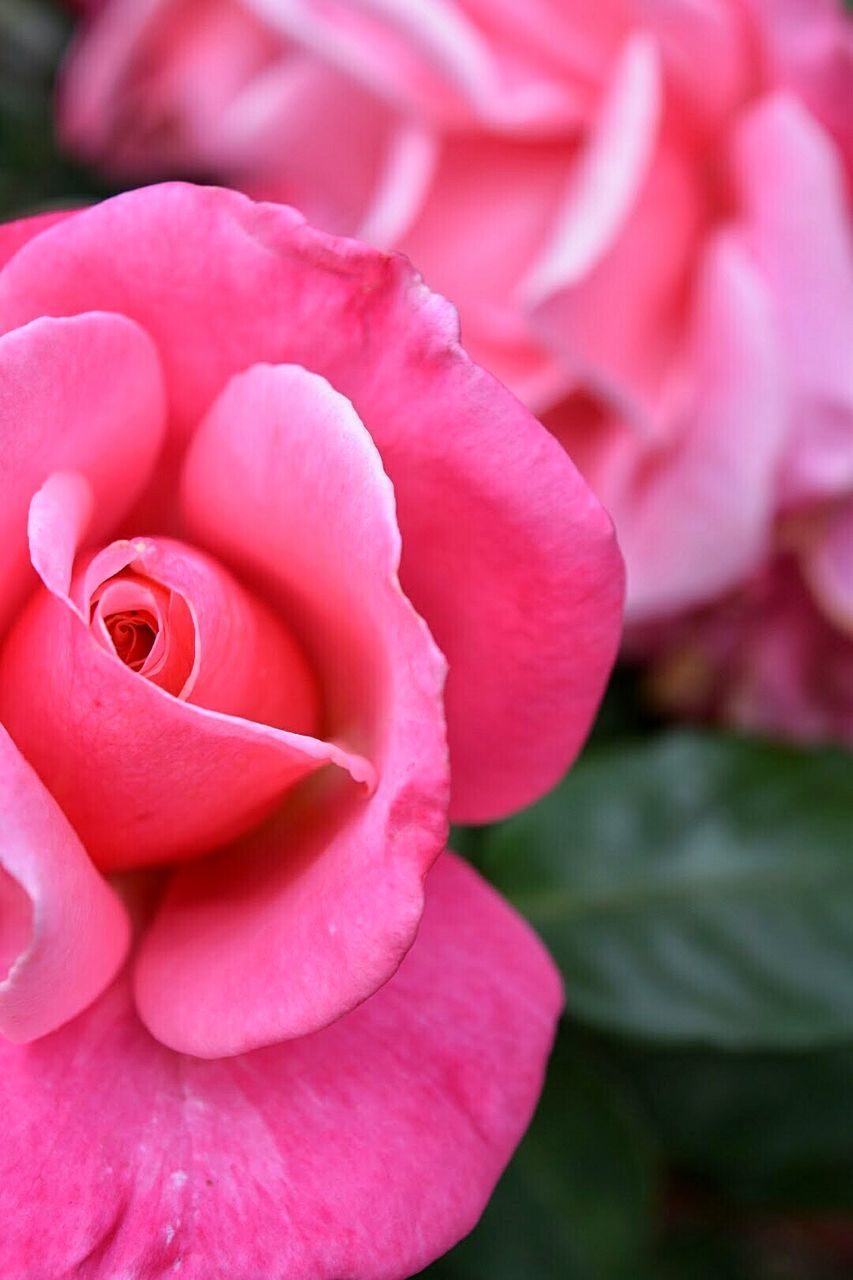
{"left": 106, "top": 611, "right": 157, "bottom": 670}
{"left": 0, "top": 865, "right": 32, "bottom": 984}
{"left": 87, "top": 563, "right": 197, "bottom": 698}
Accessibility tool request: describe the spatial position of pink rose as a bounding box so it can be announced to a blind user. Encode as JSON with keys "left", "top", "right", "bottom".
{"left": 0, "top": 184, "right": 622, "bottom": 1278}
{"left": 59, "top": 1, "right": 853, "bottom": 746}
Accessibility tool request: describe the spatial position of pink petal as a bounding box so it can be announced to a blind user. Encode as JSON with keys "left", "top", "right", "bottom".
{"left": 0, "top": 183, "right": 624, "bottom": 821}
{"left": 0, "top": 209, "right": 78, "bottom": 271}
{"left": 749, "top": 0, "right": 853, "bottom": 182}
{"left": 629, "top": 0, "right": 752, "bottom": 128}
{"left": 0, "top": 853, "right": 561, "bottom": 1280}
{"left": 0, "top": 724, "right": 129, "bottom": 1044}
{"left": 396, "top": 130, "right": 582, "bottom": 406}
{"left": 234, "top": 55, "right": 433, "bottom": 241}
{"left": 59, "top": 0, "right": 282, "bottom": 177}
{"left": 0, "top": 472, "right": 372, "bottom": 872}
{"left": 559, "top": 234, "right": 786, "bottom": 621}
{"left": 0, "top": 311, "right": 166, "bottom": 635}
{"left": 80, "top": 535, "right": 319, "bottom": 726}
{"left": 521, "top": 34, "right": 663, "bottom": 308}
{"left": 243, "top": 0, "right": 503, "bottom": 126}
{"left": 139, "top": 361, "right": 448, "bottom": 1055}
{"left": 732, "top": 92, "right": 853, "bottom": 507}
{"left": 531, "top": 46, "right": 704, "bottom": 423}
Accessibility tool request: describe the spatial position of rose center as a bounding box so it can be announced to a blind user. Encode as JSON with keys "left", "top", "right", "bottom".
{"left": 104, "top": 609, "right": 158, "bottom": 671}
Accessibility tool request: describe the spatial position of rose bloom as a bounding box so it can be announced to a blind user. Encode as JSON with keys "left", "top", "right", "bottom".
{"left": 0, "top": 184, "right": 622, "bottom": 1278}
{"left": 60, "top": 0, "right": 853, "bottom": 745}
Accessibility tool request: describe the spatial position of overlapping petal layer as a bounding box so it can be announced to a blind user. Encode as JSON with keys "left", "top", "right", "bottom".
{"left": 0, "top": 311, "right": 165, "bottom": 632}
{"left": 0, "top": 183, "right": 623, "bottom": 821}
{"left": 133, "top": 361, "right": 448, "bottom": 1056}
{"left": 0, "top": 725, "right": 129, "bottom": 1043}
{"left": 0, "top": 471, "right": 371, "bottom": 872}
{"left": 0, "top": 853, "right": 561, "bottom": 1280}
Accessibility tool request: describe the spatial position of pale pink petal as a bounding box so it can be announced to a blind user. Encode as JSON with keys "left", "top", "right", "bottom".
{"left": 732, "top": 92, "right": 853, "bottom": 507}
{"left": 397, "top": 131, "right": 579, "bottom": 406}
{"left": 0, "top": 183, "right": 624, "bottom": 821}
{"left": 557, "top": 234, "right": 786, "bottom": 621}
{"left": 0, "top": 472, "right": 372, "bottom": 872}
{"left": 0, "top": 853, "right": 561, "bottom": 1279}
{"left": 0, "top": 724, "right": 129, "bottom": 1044}
{"left": 242, "top": 0, "right": 504, "bottom": 126}
{"left": 59, "top": 0, "right": 281, "bottom": 177}
{"left": 629, "top": 0, "right": 753, "bottom": 128}
{"left": 749, "top": 0, "right": 853, "bottom": 181}
{"left": 521, "top": 34, "right": 662, "bottom": 307}
{"left": 530, "top": 49, "right": 704, "bottom": 424}
{"left": 234, "top": 54, "right": 415, "bottom": 238}
{"left": 0, "top": 312, "right": 166, "bottom": 634}
{"left": 135, "top": 361, "right": 448, "bottom": 1055}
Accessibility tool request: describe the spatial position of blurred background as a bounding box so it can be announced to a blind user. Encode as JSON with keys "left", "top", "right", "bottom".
{"left": 3, "top": 2, "right": 853, "bottom": 1277}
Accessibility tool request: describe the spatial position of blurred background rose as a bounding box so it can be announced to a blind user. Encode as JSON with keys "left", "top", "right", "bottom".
{"left": 56, "top": 0, "right": 853, "bottom": 751}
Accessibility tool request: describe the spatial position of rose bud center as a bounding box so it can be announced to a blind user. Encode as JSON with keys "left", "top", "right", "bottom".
{"left": 107, "top": 610, "right": 156, "bottom": 669}
{"left": 88, "top": 564, "right": 197, "bottom": 697}
{"left": 0, "top": 530, "right": 346, "bottom": 871}
{"left": 79, "top": 536, "right": 319, "bottom": 728}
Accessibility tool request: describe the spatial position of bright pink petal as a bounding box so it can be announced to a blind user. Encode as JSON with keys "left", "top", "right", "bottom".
{"left": 0, "top": 311, "right": 165, "bottom": 634}
{"left": 0, "top": 183, "right": 624, "bottom": 821}
{"left": 0, "top": 209, "right": 78, "bottom": 271}
{"left": 732, "top": 92, "right": 853, "bottom": 507}
{"left": 0, "top": 724, "right": 129, "bottom": 1044}
{"left": 0, "top": 472, "right": 371, "bottom": 872}
{"left": 0, "top": 852, "right": 560, "bottom": 1279}
{"left": 133, "top": 361, "right": 448, "bottom": 1055}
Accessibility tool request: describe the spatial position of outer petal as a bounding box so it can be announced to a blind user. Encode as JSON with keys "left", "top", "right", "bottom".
{"left": 0, "top": 853, "right": 561, "bottom": 1280}
{"left": 0, "top": 183, "right": 624, "bottom": 821}
{"left": 0, "top": 725, "right": 129, "bottom": 1043}
{"left": 134, "top": 362, "right": 448, "bottom": 1056}
{"left": 0, "top": 209, "right": 78, "bottom": 271}
{"left": 0, "top": 311, "right": 166, "bottom": 634}
{"left": 0, "top": 472, "right": 372, "bottom": 871}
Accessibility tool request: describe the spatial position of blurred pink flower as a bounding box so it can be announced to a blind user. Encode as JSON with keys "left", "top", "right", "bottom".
{"left": 0, "top": 183, "right": 623, "bottom": 1278}
{"left": 59, "top": 0, "right": 853, "bottom": 746}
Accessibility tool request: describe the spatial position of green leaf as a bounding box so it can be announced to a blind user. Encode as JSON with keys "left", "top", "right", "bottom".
{"left": 417, "top": 1025, "right": 660, "bottom": 1280}
{"left": 481, "top": 731, "right": 853, "bottom": 1048}
{"left": 614, "top": 1040, "right": 853, "bottom": 1211}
